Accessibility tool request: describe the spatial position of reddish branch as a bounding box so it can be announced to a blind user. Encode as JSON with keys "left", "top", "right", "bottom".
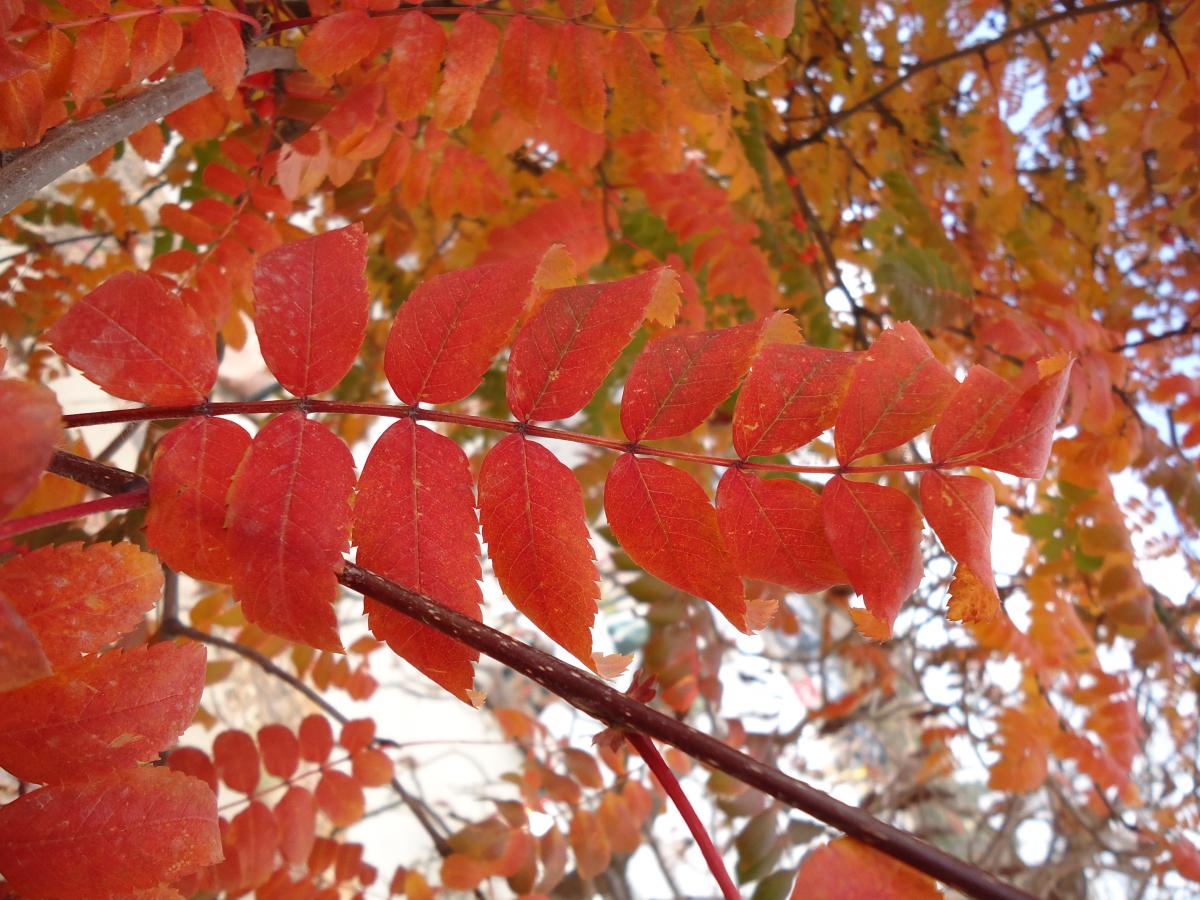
{"left": 0, "top": 488, "right": 148, "bottom": 542}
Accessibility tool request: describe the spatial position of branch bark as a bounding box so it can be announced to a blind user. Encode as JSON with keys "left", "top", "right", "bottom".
{"left": 0, "top": 46, "right": 297, "bottom": 217}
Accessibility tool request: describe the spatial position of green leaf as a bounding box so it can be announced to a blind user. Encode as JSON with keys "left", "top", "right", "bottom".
{"left": 751, "top": 869, "right": 798, "bottom": 900}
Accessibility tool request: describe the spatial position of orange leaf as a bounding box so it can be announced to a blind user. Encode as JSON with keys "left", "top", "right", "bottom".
{"left": 315, "top": 770, "right": 365, "bottom": 827}
{"left": 214, "top": 728, "right": 261, "bottom": 793}
{"left": 500, "top": 15, "right": 554, "bottom": 122}
{"left": 298, "top": 9, "right": 381, "bottom": 77}
{"left": 0, "top": 70, "right": 44, "bottom": 147}
{"left": 0, "top": 377, "right": 61, "bottom": 518}
{"left": 608, "top": 32, "right": 665, "bottom": 131}
{"left": 223, "top": 801, "right": 280, "bottom": 891}
{"left": 920, "top": 471, "right": 998, "bottom": 622}
{"left": 0, "top": 768, "right": 220, "bottom": 898}
{"left": 191, "top": 11, "right": 245, "bottom": 99}
{"left": 0, "top": 541, "right": 162, "bottom": 667}
{"left": 298, "top": 713, "right": 334, "bottom": 763}
{"left": 480, "top": 434, "right": 600, "bottom": 668}
{"left": 711, "top": 23, "right": 781, "bottom": 80}
{"left": 352, "top": 747, "right": 394, "bottom": 786}
{"left": 0, "top": 641, "right": 205, "bottom": 784}
{"left": 69, "top": 19, "right": 128, "bottom": 105}
{"left": 743, "top": 0, "right": 795, "bottom": 36}
{"left": 0, "top": 590, "right": 51, "bottom": 692}
{"left": 130, "top": 11, "right": 183, "bottom": 84}
{"left": 662, "top": 33, "right": 728, "bottom": 114}
{"left": 47, "top": 272, "right": 217, "bottom": 405}
{"left": 569, "top": 809, "right": 611, "bottom": 880}
{"left": 555, "top": 25, "right": 606, "bottom": 132}
{"left": 792, "top": 838, "right": 942, "bottom": 898}
{"left": 275, "top": 786, "right": 316, "bottom": 865}
{"left": 834, "top": 322, "right": 957, "bottom": 464}
{"left": 822, "top": 476, "right": 923, "bottom": 635}
{"left": 355, "top": 420, "right": 483, "bottom": 702}
{"left": 225, "top": 411, "right": 355, "bottom": 651}
{"left": 146, "top": 417, "right": 251, "bottom": 583}
{"left": 385, "top": 12, "right": 445, "bottom": 119}
{"left": 433, "top": 12, "right": 500, "bottom": 129}
{"left": 657, "top": 0, "right": 701, "bottom": 28}
{"left": 258, "top": 723, "right": 300, "bottom": 779}
{"left": 608, "top": 0, "right": 652, "bottom": 22}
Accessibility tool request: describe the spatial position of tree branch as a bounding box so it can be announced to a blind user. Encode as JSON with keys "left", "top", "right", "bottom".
{"left": 0, "top": 46, "right": 297, "bottom": 217}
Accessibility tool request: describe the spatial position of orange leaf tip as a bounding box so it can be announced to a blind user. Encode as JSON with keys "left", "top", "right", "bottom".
{"left": 849, "top": 608, "right": 892, "bottom": 642}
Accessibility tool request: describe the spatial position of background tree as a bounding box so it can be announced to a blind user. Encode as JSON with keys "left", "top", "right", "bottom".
{"left": 0, "top": 0, "right": 1197, "bottom": 896}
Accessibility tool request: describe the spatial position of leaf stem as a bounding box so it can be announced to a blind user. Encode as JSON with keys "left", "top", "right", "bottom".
{"left": 0, "top": 487, "right": 149, "bottom": 542}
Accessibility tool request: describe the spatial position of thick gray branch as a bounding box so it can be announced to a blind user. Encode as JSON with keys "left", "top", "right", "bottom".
{"left": 0, "top": 46, "right": 296, "bottom": 217}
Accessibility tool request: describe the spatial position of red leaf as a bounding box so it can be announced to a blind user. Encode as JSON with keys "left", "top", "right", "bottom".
{"left": 258, "top": 723, "right": 300, "bottom": 779}
{"left": 385, "top": 12, "right": 445, "bottom": 119}
{"left": 928, "top": 365, "right": 1016, "bottom": 465}
{"left": 225, "top": 411, "right": 355, "bottom": 651}
{"left": 972, "top": 358, "right": 1073, "bottom": 478}
{"left": 1172, "top": 838, "right": 1200, "bottom": 883}
{"left": 0, "top": 768, "right": 220, "bottom": 898}
{"left": 0, "top": 542, "right": 162, "bottom": 667}
{"left": 191, "top": 11, "right": 245, "bottom": 99}
{"left": 479, "top": 434, "right": 600, "bottom": 668}
{"left": 662, "top": 33, "right": 728, "bottom": 115}
{"left": 130, "top": 12, "right": 183, "bottom": 84}
{"left": 715, "top": 468, "right": 846, "bottom": 594}
{"left": 355, "top": 420, "right": 483, "bottom": 703}
{"left": 0, "top": 591, "right": 51, "bottom": 692}
{"left": 298, "top": 714, "right": 333, "bottom": 763}
{"left": 146, "top": 417, "right": 251, "bottom": 583}
{"left": 0, "top": 377, "right": 62, "bottom": 518}
{"left": 214, "top": 729, "right": 261, "bottom": 793}
{"left": 482, "top": 198, "right": 609, "bottom": 271}
{"left": 791, "top": 838, "right": 942, "bottom": 899}
{"left": 0, "top": 641, "right": 205, "bottom": 784}
{"left": 733, "top": 343, "right": 860, "bottom": 458}
{"left": 555, "top": 25, "right": 606, "bottom": 132}
{"left": 500, "top": 15, "right": 553, "bottom": 122}
{"left": 608, "top": 0, "right": 652, "bottom": 23}
{"left": 224, "top": 801, "right": 280, "bottom": 891}
{"left": 352, "top": 747, "right": 394, "bottom": 786}
{"left": 339, "top": 718, "right": 375, "bottom": 753}
{"left": 384, "top": 247, "right": 573, "bottom": 404}
{"left": 920, "top": 471, "right": 999, "bottom": 623}
{"left": 168, "top": 747, "right": 217, "bottom": 793}
{"left": 821, "top": 476, "right": 923, "bottom": 636}
{"left": 46, "top": 272, "right": 217, "bottom": 405}
{"left": 606, "top": 454, "right": 768, "bottom": 632}
{"left": 0, "top": 39, "right": 33, "bottom": 81}
{"left": 621, "top": 314, "right": 796, "bottom": 441}
{"left": 608, "top": 31, "right": 666, "bottom": 131}
{"left": 315, "top": 770, "right": 364, "bottom": 827}
{"left": 507, "top": 268, "right": 680, "bottom": 422}
{"left": 252, "top": 223, "right": 369, "bottom": 397}
{"left": 434, "top": 12, "right": 500, "bottom": 129}
{"left": 275, "top": 786, "right": 316, "bottom": 866}
{"left": 710, "top": 23, "right": 780, "bottom": 80}
{"left": 833, "top": 322, "right": 957, "bottom": 464}
{"left": 743, "top": 0, "right": 795, "bottom": 36}
{"left": 297, "top": 9, "right": 381, "bottom": 77}
{"left": 69, "top": 19, "right": 128, "bottom": 105}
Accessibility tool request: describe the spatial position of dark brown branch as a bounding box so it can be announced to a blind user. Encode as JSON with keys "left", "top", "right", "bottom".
{"left": 47, "top": 448, "right": 147, "bottom": 496}
{"left": 0, "top": 46, "right": 297, "bottom": 217}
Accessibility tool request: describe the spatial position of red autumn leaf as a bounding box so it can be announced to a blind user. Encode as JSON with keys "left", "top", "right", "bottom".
{"left": 715, "top": 468, "right": 846, "bottom": 594}
{"left": 821, "top": 476, "right": 923, "bottom": 636}
{"left": 608, "top": 32, "right": 666, "bottom": 131}
{"left": 275, "top": 786, "right": 317, "bottom": 866}
{"left": 479, "top": 434, "right": 601, "bottom": 668}
{"left": 315, "top": 770, "right": 365, "bottom": 827}
{"left": 743, "top": 0, "right": 795, "bottom": 36}
{"left": 507, "top": 268, "right": 680, "bottom": 422}
{"left": 355, "top": 420, "right": 483, "bottom": 703}
{"left": 791, "top": 837, "right": 942, "bottom": 899}
{"left": 352, "top": 747, "right": 394, "bottom": 787}
{"left": 258, "top": 723, "right": 301, "bottom": 779}
{"left": 252, "top": 223, "right": 369, "bottom": 397}
{"left": 555, "top": 25, "right": 606, "bottom": 132}
{"left": 384, "top": 246, "right": 573, "bottom": 405}
{"left": 297, "top": 9, "right": 381, "bottom": 78}
{"left": 214, "top": 729, "right": 261, "bottom": 794}
{"left": 0, "top": 541, "right": 162, "bottom": 667}
{"left": 606, "top": 453, "right": 769, "bottom": 632}
{"left": 662, "top": 33, "right": 729, "bottom": 115}
{"left": 0, "top": 768, "right": 221, "bottom": 898}
{"left": 920, "top": 471, "right": 999, "bottom": 623}
{"left": 483, "top": 198, "right": 609, "bottom": 271}
{"left": 0, "top": 377, "right": 62, "bottom": 518}
{"left": 733, "top": 343, "right": 861, "bottom": 458}
{"left": 191, "top": 11, "right": 245, "bottom": 99}
{"left": 500, "top": 15, "right": 554, "bottom": 122}
{"left": 168, "top": 747, "right": 217, "bottom": 793}
{"left": 46, "top": 272, "right": 217, "bottom": 405}
{"left": 223, "top": 801, "right": 280, "bottom": 891}
{"left": 0, "top": 590, "right": 51, "bottom": 692}
{"left": 298, "top": 713, "right": 334, "bottom": 763}
{"left": 834, "top": 322, "right": 957, "bottom": 464}
{"left": 146, "top": 416, "right": 251, "bottom": 584}
{"left": 339, "top": 718, "right": 375, "bottom": 753}
{"left": 1172, "top": 838, "right": 1200, "bottom": 883}
{"left": 0, "top": 39, "right": 33, "bottom": 81}
{"left": 385, "top": 12, "right": 445, "bottom": 119}
{"left": 621, "top": 314, "right": 796, "bottom": 441}
{"left": 928, "top": 365, "right": 1017, "bottom": 465}
{"left": 130, "top": 12, "right": 183, "bottom": 84}
{"left": 608, "top": 0, "right": 653, "bottom": 22}
{"left": 0, "top": 641, "right": 205, "bottom": 784}
{"left": 971, "top": 358, "right": 1073, "bottom": 478}
{"left": 0, "top": 70, "right": 44, "bottom": 148}
{"left": 225, "top": 411, "right": 355, "bottom": 651}
{"left": 69, "top": 19, "right": 128, "bottom": 105}
{"left": 710, "top": 24, "right": 781, "bottom": 80}
{"left": 657, "top": 0, "right": 701, "bottom": 29}
{"left": 433, "top": 12, "right": 500, "bottom": 129}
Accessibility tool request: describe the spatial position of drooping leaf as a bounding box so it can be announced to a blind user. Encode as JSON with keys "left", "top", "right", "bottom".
{"left": 716, "top": 468, "right": 846, "bottom": 594}
{"left": 46, "top": 272, "right": 217, "bottom": 405}
{"left": 920, "top": 471, "right": 999, "bottom": 623}
{"left": 0, "top": 377, "right": 62, "bottom": 518}
{"left": 297, "top": 9, "right": 381, "bottom": 78}
{"left": 275, "top": 786, "right": 317, "bottom": 865}
{"left": 0, "top": 542, "right": 162, "bottom": 667}
{"left": 621, "top": 314, "right": 796, "bottom": 441}
{"left": 355, "top": 420, "right": 484, "bottom": 703}
{"left": 225, "top": 411, "right": 355, "bottom": 651}
{"left": 608, "top": 32, "right": 666, "bottom": 131}
{"left": 433, "top": 12, "right": 500, "bottom": 129}
{"left": 252, "top": 223, "right": 369, "bottom": 397}
{"left": 606, "top": 453, "right": 770, "bottom": 632}
{"left": 68, "top": 19, "right": 127, "bottom": 105}
{"left": 0, "top": 590, "right": 51, "bottom": 691}
{"left": 223, "top": 800, "right": 280, "bottom": 891}
{"left": 555, "top": 25, "right": 606, "bottom": 132}
{"left": 569, "top": 809, "right": 612, "bottom": 880}
{"left": 834, "top": 322, "right": 957, "bottom": 464}
{"left": 213, "top": 728, "right": 261, "bottom": 794}
{"left": 257, "top": 724, "right": 300, "bottom": 779}
{"left": 733, "top": 343, "right": 861, "bottom": 457}
{"left": 191, "top": 11, "right": 245, "bottom": 99}
{"left": 352, "top": 747, "right": 394, "bottom": 786}
{"left": 384, "top": 246, "right": 573, "bottom": 405}
{"left": 499, "top": 15, "right": 553, "bottom": 122}
{"left": 146, "top": 416, "right": 251, "bottom": 584}
{"left": 791, "top": 838, "right": 942, "bottom": 898}
{"left": 0, "top": 641, "right": 205, "bottom": 784}
{"left": 130, "top": 12, "right": 183, "bottom": 85}
{"left": 298, "top": 714, "right": 333, "bottom": 763}
{"left": 662, "top": 34, "right": 729, "bottom": 115}
{"left": 971, "top": 357, "right": 1073, "bottom": 478}
{"left": 479, "top": 434, "right": 600, "bottom": 669}
{"left": 0, "top": 768, "right": 221, "bottom": 899}
{"left": 385, "top": 12, "right": 445, "bottom": 119}
{"left": 821, "top": 476, "right": 923, "bottom": 636}
{"left": 315, "top": 770, "right": 364, "bottom": 827}
{"left": 507, "top": 268, "right": 680, "bottom": 422}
